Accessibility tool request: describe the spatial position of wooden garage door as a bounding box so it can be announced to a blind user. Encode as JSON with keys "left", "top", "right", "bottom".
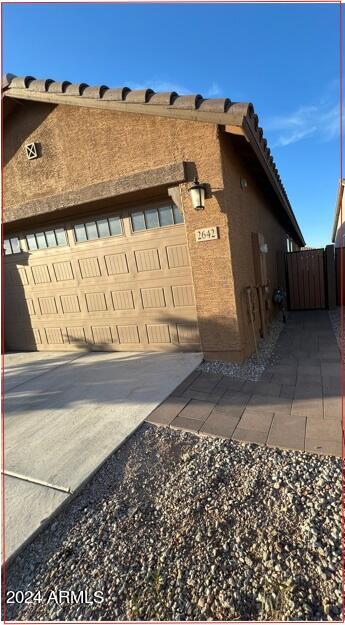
{"left": 4, "top": 202, "right": 201, "bottom": 352}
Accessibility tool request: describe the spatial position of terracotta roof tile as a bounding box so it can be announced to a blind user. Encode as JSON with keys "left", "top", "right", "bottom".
{"left": 102, "top": 87, "right": 131, "bottom": 101}
{"left": 170, "top": 94, "right": 203, "bottom": 109}
{"left": 83, "top": 85, "right": 108, "bottom": 99}
{"left": 198, "top": 98, "right": 231, "bottom": 113}
{"left": 47, "top": 80, "right": 71, "bottom": 93}
{"left": 2, "top": 73, "right": 16, "bottom": 89}
{"left": 27, "top": 78, "right": 55, "bottom": 92}
{"left": 64, "top": 82, "right": 89, "bottom": 96}
{"left": 10, "top": 75, "right": 35, "bottom": 89}
{"left": 125, "top": 88, "right": 154, "bottom": 103}
{"left": 147, "top": 91, "right": 177, "bottom": 105}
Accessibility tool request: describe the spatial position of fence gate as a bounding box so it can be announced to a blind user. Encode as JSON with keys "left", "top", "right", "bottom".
{"left": 285, "top": 248, "right": 326, "bottom": 310}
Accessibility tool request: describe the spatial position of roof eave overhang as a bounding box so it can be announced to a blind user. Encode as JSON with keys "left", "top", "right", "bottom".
{"left": 240, "top": 117, "right": 305, "bottom": 247}
{"left": 3, "top": 89, "right": 246, "bottom": 125}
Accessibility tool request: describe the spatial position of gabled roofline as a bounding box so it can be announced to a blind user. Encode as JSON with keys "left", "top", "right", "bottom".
{"left": 2, "top": 73, "right": 305, "bottom": 246}
{"left": 332, "top": 178, "right": 345, "bottom": 242}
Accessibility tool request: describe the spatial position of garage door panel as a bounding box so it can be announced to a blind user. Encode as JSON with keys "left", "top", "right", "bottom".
{"left": 111, "top": 290, "right": 135, "bottom": 310}
{"left": 91, "top": 326, "right": 114, "bottom": 345}
{"left": 117, "top": 325, "right": 140, "bottom": 344}
{"left": 45, "top": 327, "right": 64, "bottom": 345}
{"left": 60, "top": 294, "right": 81, "bottom": 314}
{"left": 52, "top": 261, "right": 75, "bottom": 282}
{"left": 146, "top": 324, "right": 171, "bottom": 344}
{"left": 134, "top": 248, "right": 161, "bottom": 272}
{"left": 104, "top": 252, "right": 129, "bottom": 276}
{"left": 32, "top": 328, "right": 42, "bottom": 344}
{"left": 31, "top": 265, "right": 53, "bottom": 285}
{"left": 37, "top": 296, "right": 58, "bottom": 315}
{"left": 166, "top": 244, "right": 190, "bottom": 268}
{"left": 5, "top": 294, "right": 36, "bottom": 316}
{"left": 85, "top": 292, "right": 108, "bottom": 312}
{"left": 177, "top": 324, "right": 200, "bottom": 343}
{"left": 78, "top": 257, "right": 101, "bottom": 278}
{"left": 5, "top": 265, "right": 29, "bottom": 288}
{"left": 172, "top": 285, "right": 195, "bottom": 307}
{"left": 5, "top": 207, "right": 200, "bottom": 352}
{"left": 141, "top": 287, "right": 166, "bottom": 309}
{"left": 67, "top": 327, "right": 87, "bottom": 344}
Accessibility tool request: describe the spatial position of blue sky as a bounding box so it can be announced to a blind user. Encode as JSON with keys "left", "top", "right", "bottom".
{"left": 3, "top": 2, "right": 342, "bottom": 247}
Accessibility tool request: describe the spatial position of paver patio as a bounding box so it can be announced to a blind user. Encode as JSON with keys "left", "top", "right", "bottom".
{"left": 147, "top": 311, "right": 343, "bottom": 457}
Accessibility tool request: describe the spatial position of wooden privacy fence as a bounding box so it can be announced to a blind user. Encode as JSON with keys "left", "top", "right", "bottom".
{"left": 285, "top": 245, "right": 336, "bottom": 311}
{"left": 286, "top": 248, "right": 326, "bottom": 310}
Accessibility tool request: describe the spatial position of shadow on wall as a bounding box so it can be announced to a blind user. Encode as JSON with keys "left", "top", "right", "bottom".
{"left": 3, "top": 250, "right": 35, "bottom": 353}
{"left": 4, "top": 102, "right": 56, "bottom": 166}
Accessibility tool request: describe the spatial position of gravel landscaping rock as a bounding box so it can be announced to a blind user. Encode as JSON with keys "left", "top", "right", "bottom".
{"left": 198, "top": 317, "right": 284, "bottom": 381}
{"left": 4, "top": 424, "right": 341, "bottom": 621}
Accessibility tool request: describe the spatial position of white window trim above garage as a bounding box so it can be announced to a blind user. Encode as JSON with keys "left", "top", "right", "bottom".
{"left": 3, "top": 199, "right": 185, "bottom": 257}
{"left": 130, "top": 204, "right": 184, "bottom": 233}
{"left": 3, "top": 236, "right": 21, "bottom": 255}
{"left": 73, "top": 215, "right": 123, "bottom": 243}
{"left": 26, "top": 228, "right": 68, "bottom": 251}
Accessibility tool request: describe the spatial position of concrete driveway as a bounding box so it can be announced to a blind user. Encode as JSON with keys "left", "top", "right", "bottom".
{"left": 4, "top": 350, "right": 202, "bottom": 561}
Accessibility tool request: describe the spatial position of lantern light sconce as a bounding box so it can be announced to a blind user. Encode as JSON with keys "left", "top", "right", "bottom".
{"left": 188, "top": 179, "right": 206, "bottom": 211}
{"left": 240, "top": 178, "right": 248, "bottom": 190}
{"left": 260, "top": 242, "right": 269, "bottom": 254}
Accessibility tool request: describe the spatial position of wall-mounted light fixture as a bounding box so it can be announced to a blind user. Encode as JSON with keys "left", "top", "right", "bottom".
{"left": 240, "top": 178, "right": 248, "bottom": 190}
{"left": 188, "top": 179, "right": 206, "bottom": 210}
{"left": 260, "top": 242, "right": 269, "bottom": 254}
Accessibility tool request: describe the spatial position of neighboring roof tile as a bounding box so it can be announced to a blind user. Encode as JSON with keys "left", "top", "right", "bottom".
{"left": 198, "top": 98, "right": 231, "bottom": 113}
{"left": 64, "top": 82, "right": 89, "bottom": 96}
{"left": 102, "top": 87, "right": 131, "bottom": 101}
{"left": 10, "top": 75, "right": 35, "bottom": 89}
{"left": 28, "top": 78, "right": 55, "bottom": 92}
{"left": 147, "top": 91, "right": 178, "bottom": 106}
{"left": 47, "top": 80, "right": 71, "bottom": 93}
{"left": 171, "top": 94, "right": 203, "bottom": 109}
{"left": 125, "top": 88, "right": 154, "bottom": 103}
{"left": 2, "top": 72, "right": 305, "bottom": 246}
{"left": 2, "top": 73, "right": 16, "bottom": 90}
{"left": 83, "top": 85, "right": 108, "bottom": 99}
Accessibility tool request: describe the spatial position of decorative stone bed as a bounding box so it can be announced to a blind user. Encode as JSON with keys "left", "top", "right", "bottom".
{"left": 198, "top": 318, "right": 284, "bottom": 381}
{"left": 5, "top": 424, "right": 341, "bottom": 622}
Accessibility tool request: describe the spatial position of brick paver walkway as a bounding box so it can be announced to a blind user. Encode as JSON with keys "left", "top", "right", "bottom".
{"left": 147, "top": 311, "right": 342, "bottom": 457}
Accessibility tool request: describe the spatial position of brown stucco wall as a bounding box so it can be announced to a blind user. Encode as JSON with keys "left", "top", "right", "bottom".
{"left": 219, "top": 131, "right": 294, "bottom": 360}
{"left": 4, "top": 101, "right": 245, "bottom": 360}
{"left": 4, "top": 102, "right": 215, "bottom": 209}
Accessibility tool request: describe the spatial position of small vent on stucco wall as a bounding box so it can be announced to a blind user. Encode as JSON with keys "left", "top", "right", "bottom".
{"left": 25, "top": 143, "right": 38, "bottom": 160}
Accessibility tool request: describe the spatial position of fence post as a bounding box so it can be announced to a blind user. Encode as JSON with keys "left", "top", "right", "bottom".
{"left": 325, "top": 244, "right": 336, "bottom": 309}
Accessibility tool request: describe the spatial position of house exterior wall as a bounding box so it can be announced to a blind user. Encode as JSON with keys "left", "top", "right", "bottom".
{"left": 334, "top": 187, "right": 345, "bottom": 247}
{"left": 4, "top": 101, "right": 300, "bottom": 361}
{"left": 4, "top": 102, "right": 243, "bottom": 360}
{"left": 219, "top": 132, "right": 297, "bottom": 360}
